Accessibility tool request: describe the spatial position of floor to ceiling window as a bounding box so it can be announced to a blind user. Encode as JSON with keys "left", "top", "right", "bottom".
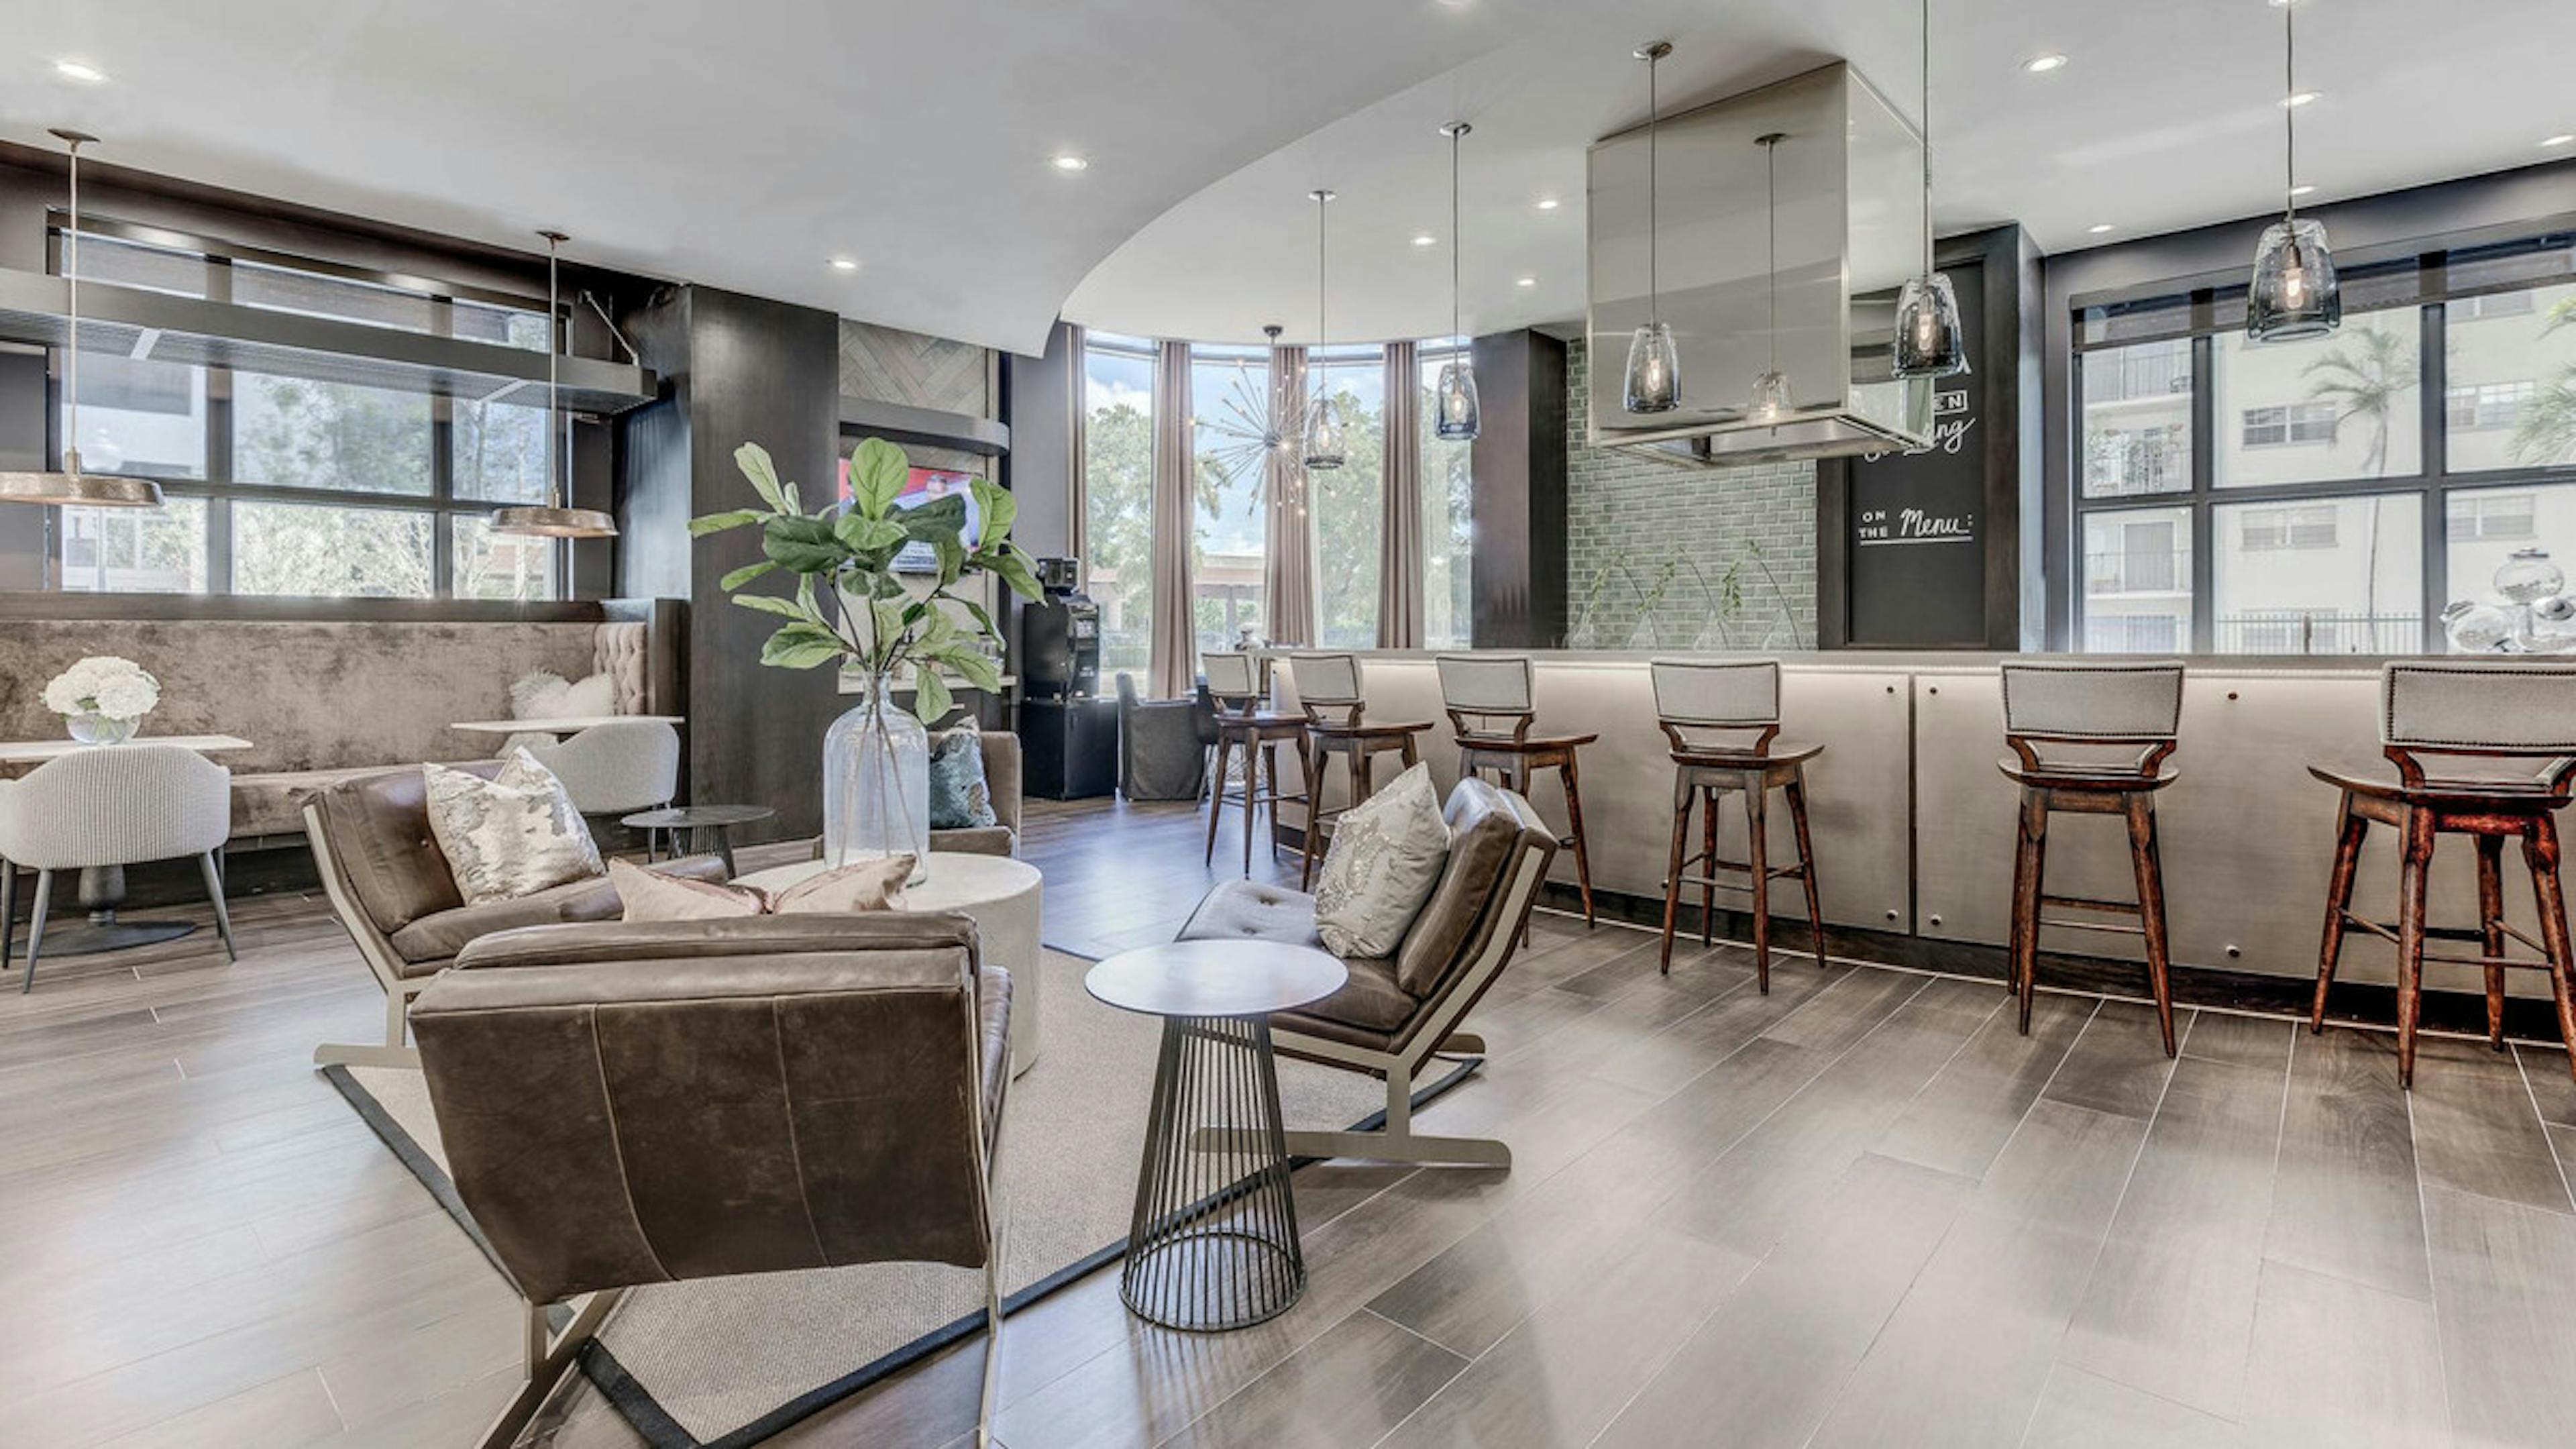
{"left": 1418, "top": 341, "right": 1475, "bottom": 647}
{"left": 1189, "top": 343, "right": 1270, "bottom": 653}
{"left": 1080, "top": 331, "right": 1157, "bottom": 678}
{"left": 2070, "top": 233, "right": 2576, "bottom": 653}
{"left": 52, "top": 230, "right": 564, "bottom": 601}
{"left": 1307, "top": 344, "right": 1385, "bottom": 648}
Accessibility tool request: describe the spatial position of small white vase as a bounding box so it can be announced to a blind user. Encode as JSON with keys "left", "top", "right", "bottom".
{"left": 821, "top": 674, "right": 930, "bottom": 884}
{"left": 67, "top": 712, "right": 139, "bottom": 745}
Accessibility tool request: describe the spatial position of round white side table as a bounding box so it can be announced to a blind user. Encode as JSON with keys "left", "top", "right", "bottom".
{"left": 736, "top": 853, "right": 1044, "bottom": 1077}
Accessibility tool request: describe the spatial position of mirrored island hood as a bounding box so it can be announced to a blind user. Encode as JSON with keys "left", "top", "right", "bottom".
{"left": 1587, "top": 62, "right": 1933, "bottom": 465}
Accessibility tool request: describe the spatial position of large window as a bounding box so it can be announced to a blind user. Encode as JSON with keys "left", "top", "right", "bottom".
{"left": 2070, "top": 235, "right": 2576, "bottom": 653}
{"left": 1419, "top": 343, "right": 1475, "bottom": 647}
{"left": 1189, "top": 344, "right": 1270, "bottom": 653}
{"left": 1080, "top": 333, "right": 1156, "bottom": 678}
{"left": 1307, "top": 345, "right": 1385, "bottom": 648}
{"left": 47, "top": 228, "right": 564, "bottom": 600}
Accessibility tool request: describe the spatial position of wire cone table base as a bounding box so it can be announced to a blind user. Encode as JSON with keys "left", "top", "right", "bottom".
{"left": 1120, "top": 1014, "right": 1306, "bottom": 1331}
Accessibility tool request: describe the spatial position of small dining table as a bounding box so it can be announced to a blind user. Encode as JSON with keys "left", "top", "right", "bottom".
{"left": 448, "top": 714, "right": 684, "bottom": 739}
{"left": 0, "top": 734, "right": 254, "bottom": 957}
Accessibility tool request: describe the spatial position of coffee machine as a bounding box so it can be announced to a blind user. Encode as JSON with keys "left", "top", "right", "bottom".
{"left": 1020, "top": 557, "right": 1100, "bottom": 700}
{"left": 1017, "top": 557, "right": 1118, "bottom": 798}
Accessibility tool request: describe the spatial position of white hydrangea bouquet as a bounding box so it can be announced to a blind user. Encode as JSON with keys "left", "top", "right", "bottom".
{"left": 43, "top": 655, "right": 162, "bottom": 745}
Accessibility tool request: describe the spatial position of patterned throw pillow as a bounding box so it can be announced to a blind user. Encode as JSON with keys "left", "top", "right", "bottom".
{"left": 609, "top": 856, "right": 913, "bottom": 921}
{"left": 928, "top": 729, "right": 998, "bottom": 830}
{"left": 423, "top": 751, "right": 606, "bottom": 906}
{"left": 1312, "top": 763, "right": 1450, "bottom": 959}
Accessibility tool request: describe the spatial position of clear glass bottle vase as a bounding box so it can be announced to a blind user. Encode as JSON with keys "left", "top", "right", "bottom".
{"left": 821, "top": 672, "right": 930, "bottom": 883}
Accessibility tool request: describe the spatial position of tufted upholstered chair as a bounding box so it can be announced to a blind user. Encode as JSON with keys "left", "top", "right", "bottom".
{"left": 0, "top": 744, "right": 235, "bottom": 991}
{"left": 301, "top": 763, "right": 727, "bottom": 1068}
{"left": 519, "top": 719, "right": 682, "bottom": 817}
{"left": 1174, "top": 776, "right": 1558, "bottom": 1168}
{"left": 411, "top": 913, "right": 1012, "bottom": 1449}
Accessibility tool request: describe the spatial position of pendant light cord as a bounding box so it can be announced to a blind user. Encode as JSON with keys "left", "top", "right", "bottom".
{"left": 547, "top": 236, "right": 564, "bottom": 508}
{"left": 64, "top": 139, "right": 80, "bottom": 466}
{"left": 1646, "top": 50, "right": 1660, "bottom": 323}
{"left": 1449, "top": 127, "right": 1462, "bottom": 344}
{"left": 2283, "top": 0, "right": 2298, "bottom": 220}
{"left": 1921, "top": 0, "right": 1935, "bottom": 275}
{"left": 1766, "top": 138, "right": 1779, "bottom": 375}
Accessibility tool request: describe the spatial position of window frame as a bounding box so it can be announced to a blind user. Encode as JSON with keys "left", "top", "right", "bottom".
{"left": 42, "top": 221, "right": 569, "bottom": 600}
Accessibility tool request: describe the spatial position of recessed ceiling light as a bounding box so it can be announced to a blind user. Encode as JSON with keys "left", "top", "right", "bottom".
{"left": 2087, "top": 223, "right": 2116, "bottom": 235}
{"left": 2280, "top": 91, "right": 2318, "bottom": 108}
{"left": 1412, "top": 233, "right": 1438, "bottom": 248}
{"left": 52, "top": 59, "right": 108, "bottom": 84}
{"left": 1515, "top": 276, "right": 1536, "bottom": 287}
{"left": 2544, "top": 134, "right": 2576, "bottom": 148}
{"left": 2288, "top": 183, "right": 2317, "bottom": 197}
{"left": 2022, "top": 54, "right": 2068, "bottom": 74}
{"left": 1049, "top": 154, "right": 1089, "bottom": 172}
{"left": 1536, "top": 197, "right": 1561, "bottom": 211}
{"left": 828, "top": 257, "right": 859, "bottom": 271}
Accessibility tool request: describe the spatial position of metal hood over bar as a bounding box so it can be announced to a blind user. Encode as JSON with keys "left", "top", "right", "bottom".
{"left": 0, "top": 268, "right": 658, "bottom": 415}
{"left": 1587, "top": 62, "right": 1931, "bottom": 465}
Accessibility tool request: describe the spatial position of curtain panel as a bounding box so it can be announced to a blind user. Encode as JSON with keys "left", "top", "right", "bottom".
{"left": 1264, "top": 342, "right": 1318, "bottom": 647}
{"left": 1377, "top": 340, "right": 1426, "bottom": 649}
{"left": 1146, "top": 339, "right": 1198, "bottom": 699}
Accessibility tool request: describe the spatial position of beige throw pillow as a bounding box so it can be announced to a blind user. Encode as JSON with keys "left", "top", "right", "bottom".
{"left": 1312, "top": 763, "right": 1450, "bottom": 959}
{"left": 423, "top": 751, "right": 605, "bottom": 906}
{"left": 610, "top": 855, "right": 913, "bottom": 922}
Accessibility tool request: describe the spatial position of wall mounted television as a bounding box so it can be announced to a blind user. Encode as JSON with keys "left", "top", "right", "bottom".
{"left": 835, "top": 460, "right": 983, "bottom": 572}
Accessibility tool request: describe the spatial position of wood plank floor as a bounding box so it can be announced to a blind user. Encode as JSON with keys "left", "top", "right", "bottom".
{"left": 2, "top": 795, "right": 2572, "bottom": 1447}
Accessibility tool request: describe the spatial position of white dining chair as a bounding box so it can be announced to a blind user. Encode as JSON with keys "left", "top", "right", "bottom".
{"left": 0, "top": 743, "right": 237, "bottom": 991}
{"left": 521, "top": 719, "right": 682, "bottom": 816}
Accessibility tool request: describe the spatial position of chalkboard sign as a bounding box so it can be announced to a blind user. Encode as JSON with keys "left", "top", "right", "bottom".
{"left": 1843, "top": 254, "right": 1990, "bottom": 646}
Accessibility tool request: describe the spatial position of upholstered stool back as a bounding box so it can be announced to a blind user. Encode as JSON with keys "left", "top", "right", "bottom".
{"left": 1202, "top": 651, "right": 1261, "bottom": 707}
{"left": 2000, "top": 659, "right": 2184, "bottom": 775}
{"left": 1288, "top": 652, "right": 1364, "bottom": 712}
{"left": 2381, "top": 660, "right": 2576, "bottom": 783}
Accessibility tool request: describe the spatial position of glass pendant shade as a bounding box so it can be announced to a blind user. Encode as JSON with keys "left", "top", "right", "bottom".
{"left": 1747, "top": 370, "right": 1790, "bottom": 425}
{"left": 1434, "top": 358, "right": 1481, "bottom": 441}
{"left": 1892, "top": 272, "right": 1970, "bottom": 378}
{"left": 2248, "top": 215, "right": 2341, "bottom": 343}
{"left": 1624, "top": 322, "right": 1682, "bottom": 414}
{"left": 1301, "top": 394, "right": 1346, "bottom": 471}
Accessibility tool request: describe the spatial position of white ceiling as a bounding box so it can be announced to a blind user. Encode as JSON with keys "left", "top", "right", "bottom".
{"left": 2, "top": 1, "right": 2568, "bottom": 358}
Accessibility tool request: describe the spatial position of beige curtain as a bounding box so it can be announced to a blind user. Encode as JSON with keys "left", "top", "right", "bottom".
{"left": 1264, "top": 342, "right": 1318, "bottom": 647}
{"left": 1146, "top": 339, "right": 1198, "bottom": 699}
{"left": 1065, "top": 323, "right": 1087, "bottom": 577}
{"left": 1377, "top": 340, "right": 1426, "bottom": 649}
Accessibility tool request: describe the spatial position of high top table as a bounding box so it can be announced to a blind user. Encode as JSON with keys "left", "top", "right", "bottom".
{"left": 0, "top": 735, "right": 253, "bottom": 956}
{"left": 1085, "top": 940, "right": 1347, "bottom": 1332}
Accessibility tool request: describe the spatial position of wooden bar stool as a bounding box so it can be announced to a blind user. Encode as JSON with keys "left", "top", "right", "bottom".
{"left": 1650, "top": 659, "right": 1824, "bottom": 992}
{"left": 1286, "top": 653, "right": 1434, "bottom": 890}
{"left": 1435, "top": 654, "right": 1595, "bottom": 928}
{"left": 1999, "top": 659, "right": 2186, "bottom": 1057}
{"left": 1201, "top": 651, "right": 1313, "bottom": 876}
{"left": 2309, "top": 660, "right": 2576, "bottom": 1089}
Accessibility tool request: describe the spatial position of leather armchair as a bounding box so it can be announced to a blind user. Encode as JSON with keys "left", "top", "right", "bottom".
{"left": 412, "top": 914, "right": 1011, "bottom": 1449}
{"left": 302, "top": 764, "right": 725, "bottom": 1068}
{"left": 1175, "top": 775, "right": 1558, "bottom": 1167}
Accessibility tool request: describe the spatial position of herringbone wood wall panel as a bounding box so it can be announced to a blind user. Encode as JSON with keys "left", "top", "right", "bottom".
{"left": 839, "top": 320, "right": 991, "bottom": 419}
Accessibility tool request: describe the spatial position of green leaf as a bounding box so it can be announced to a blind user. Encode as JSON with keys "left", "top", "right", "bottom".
{"left": 969, "top": 477, "right": 1017, "bottom": 544}
{"left": 958, "top": 596, "right": 1002, "bottom": 644}
{"left": 760, "top": 622, "right": 847, "bottom": 669}
{"left": 761, "top": 516, "right": 846, "bottom": 574}
{"left": 734, "top": 443, "right": 787, "bottom": 511}
{"left": 898, "top": 492, "right": 969, "bottom": 545}
{"left": 717, "top": 559, "right": 780, "bottom": 590}
{"left": 731, "top": 592, "right": 806, "bottom": 620}
{"left": 869, "top": 598, "right": 910, "bottom": 652}
{"left": 835, "top": 512, "right": 909, "bottom": 553}
{"left": 849, "top": 437, "right": 910, "bottom": 521}
{"left": 934, "top": 537, "right": 965, "bottom": 588}
{"left": 690, "top": 508, "right": 767, "bottom": 537}
{"left": 936, "top": 644, "right": 1003, "bottom": 693}
{"left": 912, "top": 669, "right": 954, "bottom": 727}
{"left": 986, "top": 543, "right": 1043, "bottom": 601}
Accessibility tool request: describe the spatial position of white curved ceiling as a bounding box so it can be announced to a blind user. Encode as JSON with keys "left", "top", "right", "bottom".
{"left": 1068, "top": 0, "right": 2576, "bottom": 345}
{"left": 3, "top": 1, "right": 2567, "bottom": 359}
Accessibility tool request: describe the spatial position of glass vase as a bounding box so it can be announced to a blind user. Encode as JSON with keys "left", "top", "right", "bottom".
{"left": 67, "top": 712, "right": 139, "bottom": 745}
{"left": 821, "top": 674, "right": 930, "bottom": 884}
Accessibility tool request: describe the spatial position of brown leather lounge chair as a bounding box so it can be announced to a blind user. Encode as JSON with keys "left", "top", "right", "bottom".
{"left": 303, "top": 764, "right": 727, "bottom": 1068}
{"left": 1173, "top": 775, "right": 1558, "bottom": 1168}
{"left": 411, "top": 914, "right": 1012, "bottom": 1449}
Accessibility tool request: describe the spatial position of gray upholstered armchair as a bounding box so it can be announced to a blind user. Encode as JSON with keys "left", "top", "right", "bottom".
{"left": 1175, "top": 775, "right": 1558, "bottom": 1168}
{"left": 0, "top": 743, "right": 238, "bottom": 990}
{"left": 519, "top": 718, "right": 682, "bottom": 817}
{"left": 1116, "top": 674, "right": 1210, "bottom": 801}
{"left": 411, "top": 914, "right": 1011, "bottom": 1449}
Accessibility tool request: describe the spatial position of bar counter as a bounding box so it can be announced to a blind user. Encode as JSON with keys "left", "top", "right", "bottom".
{"left": 1266, "top": 650, "right": 2555, "bottom": 1004}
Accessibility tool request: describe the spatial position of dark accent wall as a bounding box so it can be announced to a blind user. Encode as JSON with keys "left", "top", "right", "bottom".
{"left": 1468, "top": 329, "right": 1568, "bottom": 647}
{"left": 619, "top": 285, "right": 843, "bottom": 841}
{"left": 999, "top": 321, "right": 1077, "bottom": 682}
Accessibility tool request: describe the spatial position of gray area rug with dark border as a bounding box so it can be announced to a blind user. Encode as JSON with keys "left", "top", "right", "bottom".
{"left": 323, "top": 946, "right": 1476, "bottom": 1448}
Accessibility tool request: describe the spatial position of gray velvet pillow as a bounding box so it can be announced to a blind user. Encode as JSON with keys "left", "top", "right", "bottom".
{"left": 1312, "top": 763, "right": 1450, "bottom": 959}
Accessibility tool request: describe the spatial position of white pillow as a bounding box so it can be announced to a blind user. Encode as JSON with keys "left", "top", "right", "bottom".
{"left": 510, "top": 669, "right": 619, "bottom": 720}
{"left": 423, "top": 751, "right": 606, "bottom": 906}
{"left": 1312, "top": 763, "right": 1450, "bottom": 959}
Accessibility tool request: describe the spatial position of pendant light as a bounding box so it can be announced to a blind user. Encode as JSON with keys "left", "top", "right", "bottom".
{"left": 1299, "top": 189, "right": 1346, "bottom": 472}
{"left": 2248, "top": 0, "right": 2339, "bottom": 343}
{"left": 0, "top": 130, "right": 164, "bottom": 509}
{"left": 1623, "top": 41, "right": 1682, "bottom": 414}
{"left": 490, "top": 230, "right": 619, "bottom": 538}
{"left": 1432, "top": 121, "right": 1481, "bottom": 442}
{"left": 1746, "top": 133, "right": 1791, "bottom": 424}
{"left": 1892, "top": 0, "right": 1968, "bottom": 378}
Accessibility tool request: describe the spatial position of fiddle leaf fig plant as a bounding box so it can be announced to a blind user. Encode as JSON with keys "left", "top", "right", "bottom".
{"left": 691, "top": 435, "right": 1040, "bottom": 723}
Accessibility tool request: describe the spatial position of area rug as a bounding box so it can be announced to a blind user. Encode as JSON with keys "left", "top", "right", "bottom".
{"left": 324, "top": 947, "right": 1474, "bottom": 1448}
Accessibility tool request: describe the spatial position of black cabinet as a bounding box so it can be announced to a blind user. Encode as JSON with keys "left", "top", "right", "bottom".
{"left": 1019, "top": 698, "right": 1120, "bottom": 800}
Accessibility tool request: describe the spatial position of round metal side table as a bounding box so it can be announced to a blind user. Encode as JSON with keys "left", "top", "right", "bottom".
{"left": 1085, "top": 940, "right": 1346, "bottom": 1332}
{"left": 619, "top": 804, "right": 775, "bottom": 877}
